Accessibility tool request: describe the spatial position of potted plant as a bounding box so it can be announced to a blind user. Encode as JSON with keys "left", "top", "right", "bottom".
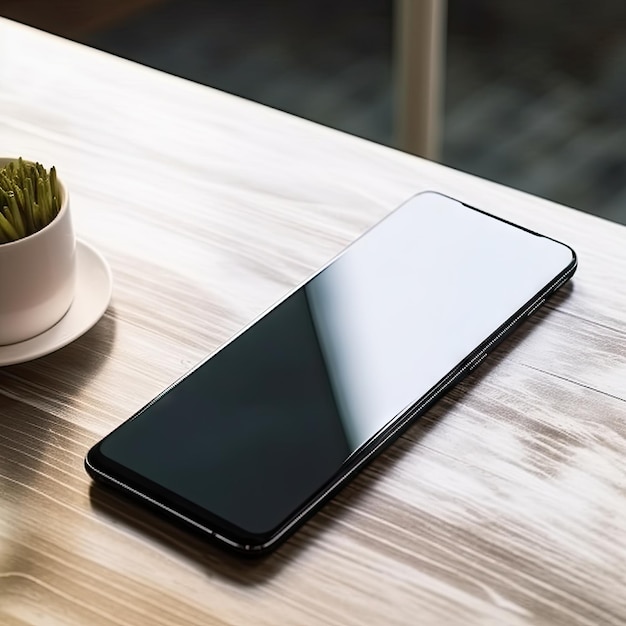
{"left": 0, "top": 157, "right": 76, "bottom": 345}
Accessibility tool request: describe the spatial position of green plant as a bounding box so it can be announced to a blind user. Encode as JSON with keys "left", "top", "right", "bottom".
{"left": 0, "top": 158, "right": 61, "bottom": 244}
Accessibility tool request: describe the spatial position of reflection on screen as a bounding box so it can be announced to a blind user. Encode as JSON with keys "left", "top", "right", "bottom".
{"left": 100, "top": 193, "right": 573, "bottom": 536}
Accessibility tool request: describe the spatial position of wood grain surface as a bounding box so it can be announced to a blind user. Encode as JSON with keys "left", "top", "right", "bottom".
{"left": 1, "top": 18, "right": 625, "bottom": 626}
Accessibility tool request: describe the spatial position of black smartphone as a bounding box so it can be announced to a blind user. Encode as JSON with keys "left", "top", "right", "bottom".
{"left": 86, "top": 191, "right": 577, "bottom": 555}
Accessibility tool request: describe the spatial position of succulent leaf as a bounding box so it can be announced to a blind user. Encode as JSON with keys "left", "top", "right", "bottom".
{"left": 0, "top": 159, "right": 61, "bottom": 243}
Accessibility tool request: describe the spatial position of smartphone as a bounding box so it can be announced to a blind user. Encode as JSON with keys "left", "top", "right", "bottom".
{"left": 86, "top": 191, "right": 577, "bottom": 555}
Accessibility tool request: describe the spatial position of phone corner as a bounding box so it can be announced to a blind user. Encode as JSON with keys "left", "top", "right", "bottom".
{"left": 83, "top": 445, "right": 100, "bottom": 479}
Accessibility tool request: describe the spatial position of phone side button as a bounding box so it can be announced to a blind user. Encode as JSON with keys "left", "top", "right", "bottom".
{"left": 526, "top": 298, "right": 546, "bottom": 318}
{"left": 469, "top": 352, "right": 488, "bottom": 371}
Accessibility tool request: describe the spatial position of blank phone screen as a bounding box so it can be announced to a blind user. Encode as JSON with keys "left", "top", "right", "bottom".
{"left": 94, "top": 193, "right": 574, "bottom": 540}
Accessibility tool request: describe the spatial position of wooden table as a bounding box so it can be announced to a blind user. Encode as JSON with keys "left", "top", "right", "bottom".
{"left": 1, "top": 17, "right": 625, "bottom": 626}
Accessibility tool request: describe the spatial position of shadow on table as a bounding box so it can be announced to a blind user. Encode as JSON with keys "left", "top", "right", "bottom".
{"left": 0, "top": 305, "right": 117, "bottom": 386}
{"left": 88, "top": 285, "right": 573, "bottom": 583}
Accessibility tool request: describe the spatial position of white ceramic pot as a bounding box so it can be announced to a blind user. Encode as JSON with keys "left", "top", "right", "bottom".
{"left": 0, "top": 158, "right": 76, "bottom": 345}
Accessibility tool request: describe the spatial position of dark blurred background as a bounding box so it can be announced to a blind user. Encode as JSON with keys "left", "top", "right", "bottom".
{"left": 2, "top": 0, "right": 625, "bottom": 224}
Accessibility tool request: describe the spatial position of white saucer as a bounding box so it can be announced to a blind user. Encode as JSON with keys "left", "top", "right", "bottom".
{"left": 0, "top": 240, "right": 113, "bottom": 366}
